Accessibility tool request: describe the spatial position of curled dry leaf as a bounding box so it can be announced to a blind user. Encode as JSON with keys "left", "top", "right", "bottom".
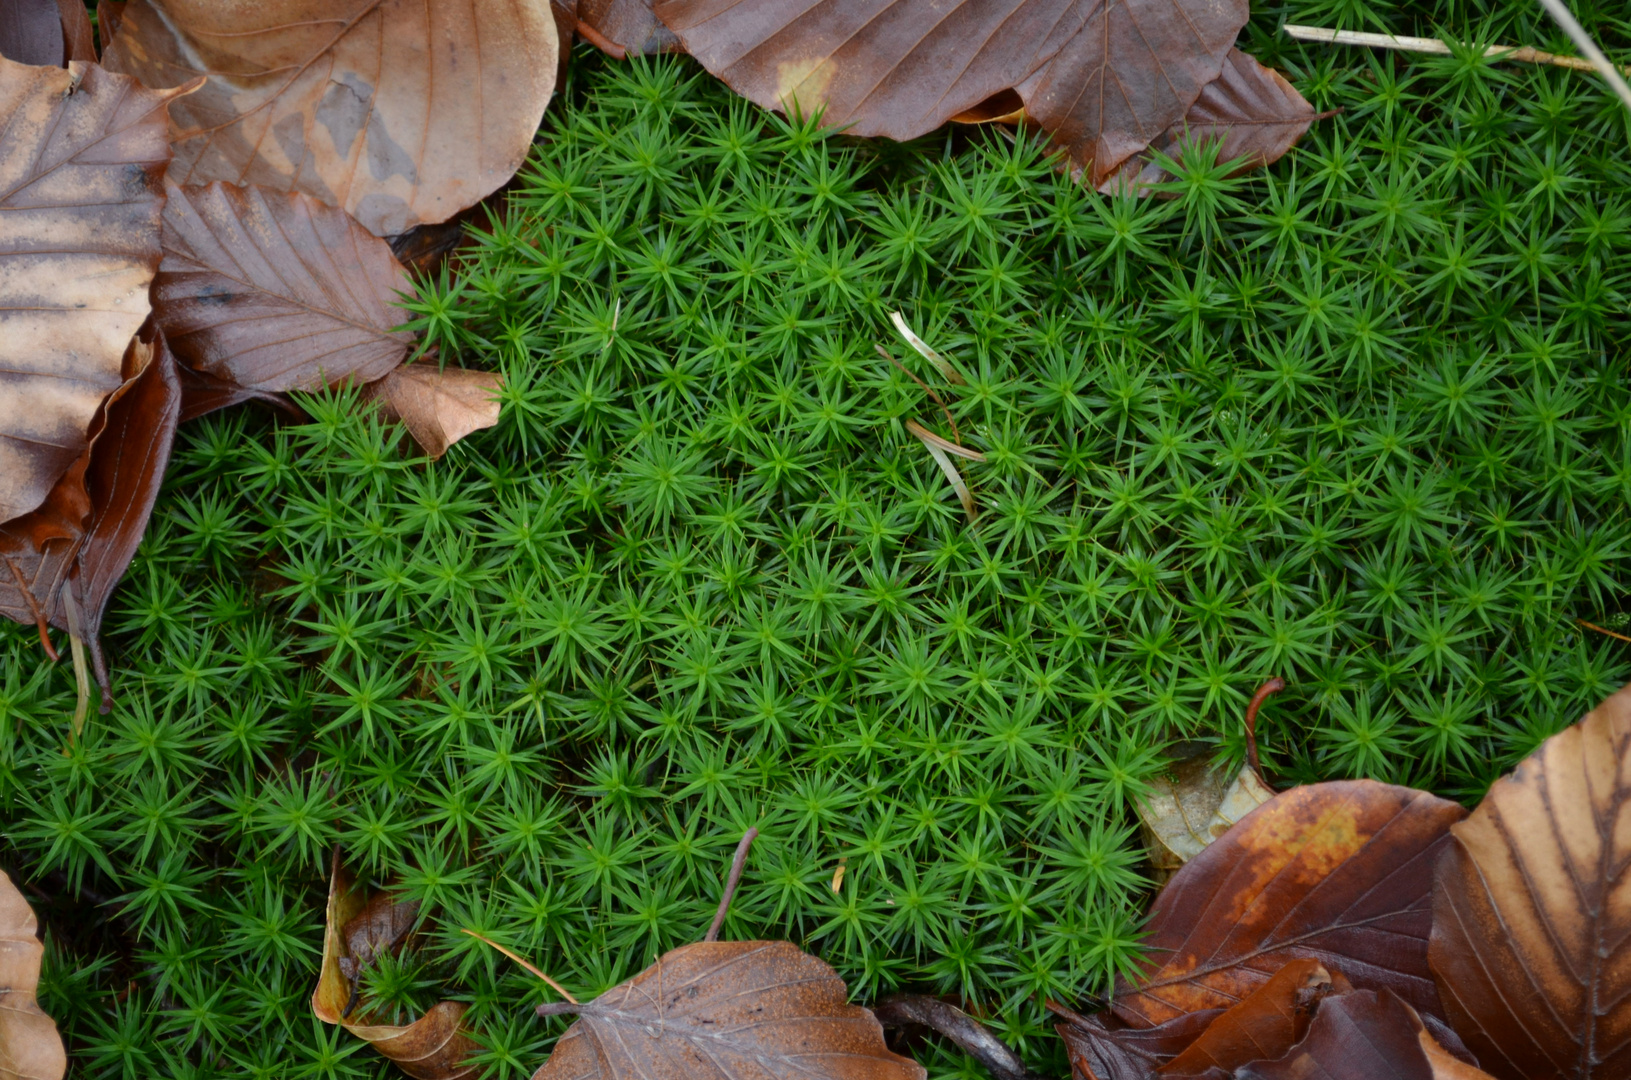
{"left": 875, "top": 996, "right": 1037, "bottom": 1080}
{"left": 0, "top": 56, "right": 192, "bottom": 526}
{"left": 654, "top": 0, "right": 1246, "bottom": 185}
{"left": 0, "top": 333, "right": 183, "bottom": 703}
{"left": 532, "top": 940, "right": 925, "bottom": 1080}
{"left": 1159, "top": 957, "right": 1334, "bottom": 1077}
{"left": 1115, "top": 780, "right": 1465, "bottom": 1029}
{"left": 314, "top": 853, "right": 478, "bottom": 1080}
{"left": 154, "top": 179, "right": 415, "bottom": 392}
{"left": 1235, "top": 990, "right": 1494, "bottom": 1080}
{"left": 104, "top": 0, "right": 559, "bottom": 237}
{"left": 362, "top": 361, "right": 502, "bottom": 459}
{"left": 0, "top": 869, "right": 66, "bottom": 1080}
{"left": 1099, "top": 49, "right": 1323, "bottom": 193}
{"left": 1055, "top": 1007, "right": 1224, "bottom": 1080}
{"left": 1429, "top": 681, "right": 1631, "bottom": 1080}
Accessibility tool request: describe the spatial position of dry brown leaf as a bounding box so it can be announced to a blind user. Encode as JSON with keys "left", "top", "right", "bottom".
{"left": 1054, "top": 1006, "right": 1225, "bottom": 1080}
{"left": 0, "top": 0, "right": 65, "bottom": 66}
{"left": 154, "top": 179, "right": 415, "bottom": 392}
{"left": 1099, "top": 49, "right": 1324, "bottom": 193}
{"left": 1139, "top": 753, "right": 1276, "bottom": 875}
{"left": 532, "top": 940, "right": 925, "bottom": 1080}
{"left": 1159, "top": 957, "right": 1334, "bottom": 1077}
{"left": 56, "top": 0, "right": 95, "bottom": 62}
{"left": 314, "top": 853, "right": 479, "bottom": 1080}
{"left": 362, "top": 362, "right": 502, "bottom": 459}
{"left": 1115, "top": 780, "right": 1466, "bottom": 1029}
{"left": 0, "top": 57, "right": 192, "bottom": 527}
{"left": 654, "top": 0, "right": 1246, "bottom": 185}
{"left": 0, "top": 869, "right": 66, "bottom": 1080}
{"left": 94, "top": 0, "right": 123, "bottom": 52}
{"left": 1429, "top": 681, "right": 1631, "bottom": 1080}
{"left": 104, "top": 0, "right": 559, "bottom": 237}
{"left": 1234, "top": 990, "right": 1493, "bottom": 1080}
{"left": 578, "top": 0, "right": 680, "bottom": 57}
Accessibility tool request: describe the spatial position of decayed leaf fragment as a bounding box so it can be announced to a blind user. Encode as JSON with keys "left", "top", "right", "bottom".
{"left": 1159, "top": 957, "right": 1335, "bottom": 1077}
{"left": 362, "top": 362, "right": 502, "bottom": 459}
{"left": 1235, "top": 990, "right": 1493, "bottom": 1080}
{"left": 0, "top": 333, "right": 183, "bottom": 704}
{"left": 0, "top": 56, "right": 193, "bottom": 527}
{"left": 1138, "top": 753, "right": 1276, "bottom": 873}
{"left": 104, "top": 0, "right": 560, "bottom": 237}
{"left": 314, "top": 853, "right": 478, "bottom": 1080}
{"left": 577, "top": 0, "right": 679, "bottom": 57}
{"left": 1115, "top": 780, "right": 1466, "bottom": 1028}
{"left": 655, "top": 0, "right": 1246, "bottom": 185}
{"left": 532, "top": 939, "right": 925, "bottom": 1080}
{"left": 0, "top": 869, "right": 66, "bottom": 1080}
{"left": 1429, "top": 681, "right": 1631, "bottom": 1080}
{"left": 154, "top": 179, "right": 415, "bottom": 391}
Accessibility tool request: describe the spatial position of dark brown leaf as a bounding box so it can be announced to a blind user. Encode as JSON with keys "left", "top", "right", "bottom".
{"left": 579, "top": 0, "right": 679, "bottom": 57}
{"left": 362, "top": 362, "right": 502, "bottom": 459}
{"left": 175, "top": 364, "right": 296, "bottom": 424}
{"left": 875, "top": 996, "right": 1037, "bottom": 1080}
{"left": 314, "top": 853, "right": 479, "bottom": 1080}
{"left": 1235, "top": 990, "right": 1495, "bottom": 1080}
{"left": 154, "top": 179, "right": 415, "bottom": 392}
{"left": 1429, "top": 682, "right": 1631, "bottom": 1080}
{"left": 654, "top": 0, "right": 1245, "bottom": 184}
{"left": 0, "top": 869, "right": 67, "bottom": 1080}
{"left": 339, "top": 890, "right": 420, "bottom": 983}
{"left": 1099, "top": 49, "right": 1323, "bottom": 193}
{"left": 0, "top": 57, "right": 190, "bottom": 526}
{"left": 0, "top": 332, "right": 182, "bottom": 704}
{"left": 1056, "top": 1007, "right": 1224, "bottom": 1080}
{"left": 1114, "top": 781, "right": 1466, "bottom": 1029}
{"left": 0, "top": 0, "right": 64, "bottom": 66}
{"left": 94, "top": 0, "right": 123, "bottom": 52}
{"left": 57, "top": 0, "right": 95, "bottom": 61}
{"left": 104, "top": 0, "right": 561, "bottom": 237}
{"left": 1160, "top": 958, "right": 1333, "bottom": 1077}
{"left": 532, "top": 940, "right": 925, "bottom": 1080}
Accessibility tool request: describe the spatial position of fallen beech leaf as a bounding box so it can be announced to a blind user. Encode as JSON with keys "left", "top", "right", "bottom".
{"left": 56, "top": 0, "right": 95, "bottom": 62}
{"left": 1139, "top": 753, "right": 1276, "bottom": 874}
{"left": 578, "top": 0, "right": 679, "bottom": 56}
{"left": 1429, "top": 681, "right": 1631, "bottom": 1080}
{"left": 0, "top": 333, "right": 182, "bottom": 704}
{"left": 532, "top": 940, "right": 925, "bottom": 1080}
{"left": 1115, "top": 780, "right": 1466, "bottom": 1028}
{"left": 0, "top": 57, "right": 191, "bottom": 526}
{"left": 0, "top": 0, "right": 64, "bottom": 66}
{"left": 314, "top": 853, "right": 478, "bottom": 1080}
{"left": 1099, "top": 50, "right": 1324, "bottom": 193}
{"left": 1235, "top": 990, "right": 1495, "bottom": 1080}
{"left": 1160, "top": 958, "right": 1333, "bottom": 1077}
{"left": 175, "top": 364, "right": 296, "bottom": 425}
{"left": 1054, "top": 1007, "right": 1224, "bottom": 1080}
{"left": 0, "top": 868, "right": 67, "bottom": 1080}
{"left": 339, "top": 889, "right": 420, "bottom": 983}
{"left": 94, "top": 0, "right": 123, "bottom": 51}
{"left": 154, "top": 180, "right": 414, "bottom": 392}
{"left": 104, "top": 0, "right": 560, "bottom": 237}
{"left": 655, "top": 0, "right": 1245, "bottom": 184}
{"left": 362, "top": 362, "right": 502, "bottom": 459}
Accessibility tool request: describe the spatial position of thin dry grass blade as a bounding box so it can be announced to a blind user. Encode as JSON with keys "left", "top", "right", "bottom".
{"left": 889, "top": 312, "right": 964, "bottom": 385}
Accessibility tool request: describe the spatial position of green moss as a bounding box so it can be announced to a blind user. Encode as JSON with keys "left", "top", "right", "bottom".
{"left": 7, "top": 4, "right": 1631, "bottom": 1075}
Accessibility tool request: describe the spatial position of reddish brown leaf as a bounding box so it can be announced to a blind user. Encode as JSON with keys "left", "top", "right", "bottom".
{"left": 339, "top": 890, "right": 420, "bottom": 983}
{"left": 578, "top": 0, "right": 679, "bottom": 57}
{"left": 56, "top": 0, "right": 95, "bottom": 61}
{"left": 1160, "top": 958, "right": 1334, "bottom": 1077}
{"left": 1099, "top": 49, "right": 1323, "bottom": 193}
{"left": 0, "top": 332, "right": 182, "bottom": 703}
{"left": 0, "top": 0, "right": 64, "bottom": 66}
{"left": 314, "top": 854, "right": 479, "bottom": 1080}
{"left": 104, "top": 0, "right": 560, "bottom": 237}
{"left": 1429, "top": 682, "right": 1631, "bottom": 1080}
{"left": 1056, "top": 1008, "right": 1224, "bottom": 1080}
{"left": 1114, "top": 781, "right": 1466, "bottom": 1029}
{"left": 0, "top": 869, "right": 67, "bottom": 1080}
{"left": 654, "top": 0, "right": 1244, "bottom": 184}
{"left": 532, "top": 940, "right": 925, "bottom": 1080}
{"left": 362, "top": 362, "right": 502, "bottom": 459}
{"left": 1235, "top": 991, "right": 1494, "bottom": 1080}
{"left": 175, "top": 364, "right": 296, "bottom": 425}
{"left": 154, "top": 179, "right": 415, "bottom": 392}
{"left": 0, "top": 57, "right": 190, "bottom": 526}
{"left": 94, "top": 0, "right": 123, "bottom": 52}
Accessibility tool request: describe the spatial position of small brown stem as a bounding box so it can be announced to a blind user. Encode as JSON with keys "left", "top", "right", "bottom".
{"left": 3, "top": 556, "right": 57, "bottom": 662}
{"left": 1244, "top": 678, "right": 1286, "bottom": 778}
{"left": 878, "top": 995, "right": 1044, "bottom": 1080}
{"left": 1578, "top": 619, "right": 1631, "bottom": 644}
{"left": 575, "top": 20, "right": 627, "bottom": 60}
{"left": 704, "top": 828, "right": 758, "bottom": 942}
{"left": 536, "top": 1001, "right": 586, "bottom": 1017}
{"left": 876, "top": 343, "right": 962, "bottom": 444}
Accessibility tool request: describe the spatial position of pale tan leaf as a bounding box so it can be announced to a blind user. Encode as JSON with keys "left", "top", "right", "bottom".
{"left": 363, "top": 362, "right": 502, "bottom": 459}
{"left": 0, "top": 869, "right": 66, "bottom": 1080}
{"left": 105, "top": 0, "right": 560, "bottom": 237}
